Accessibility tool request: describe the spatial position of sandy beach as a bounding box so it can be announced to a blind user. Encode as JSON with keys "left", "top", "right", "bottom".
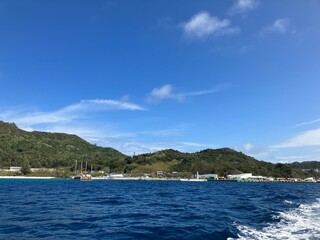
{"left": 0, "top": 176, "right": 56, "bottom": 179}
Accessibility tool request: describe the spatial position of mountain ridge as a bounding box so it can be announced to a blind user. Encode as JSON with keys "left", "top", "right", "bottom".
{"left": 0, "top": 121, "right": 318, "bottom": 178}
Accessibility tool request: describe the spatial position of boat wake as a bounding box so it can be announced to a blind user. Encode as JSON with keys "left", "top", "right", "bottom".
{"left": 230, "top": 198, "right": 320, "bottom": 240}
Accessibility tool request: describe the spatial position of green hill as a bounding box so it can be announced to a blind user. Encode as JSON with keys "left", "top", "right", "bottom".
{"left": 126, "top": 148, "right": 309, "bottom": 178}
{"left": 290, "top": 161, "right": 320, "bottom": 178}
{"left": 0, "top": 121, "right": 126, "bottom": 171}
{"left": 291, "top": 161, "right": 320, "bottom": 170}
{"left": 0, "top": 121, "right": 316, "bottom": 178}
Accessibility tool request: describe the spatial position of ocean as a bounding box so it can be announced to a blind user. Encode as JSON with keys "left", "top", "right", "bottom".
{"left": 0, "top": 179, "right": 319, "bottom": 240}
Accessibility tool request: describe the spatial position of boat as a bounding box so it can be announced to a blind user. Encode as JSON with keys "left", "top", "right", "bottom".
{"left": 304, "top": 177, "right": 316, "bottom": 183}
{"left": 79, "top": 171, "right": 92, "bottom": 181}
{"left": 180, "top": 178, "right": 207, "bottom": 182}
{"left": 72, "top": 161, "right": 92, "bottom": 181}
{"left": 180, "top": 172, "right": 207, "bottom": 182}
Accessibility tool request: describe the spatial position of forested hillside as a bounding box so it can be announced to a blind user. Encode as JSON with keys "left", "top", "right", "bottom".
{"left": 0, "top": 121, "right": 126, "bottom": 170}
{"left": 125, "top": 148, "right": 309, "bottom": 178}
{"left": 0, "top": 121, "right": 318, "bottom": 178}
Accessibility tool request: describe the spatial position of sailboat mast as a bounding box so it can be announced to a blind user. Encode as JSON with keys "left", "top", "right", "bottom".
{"left": 75, "top": 160, "right": 78, "bottom": 175}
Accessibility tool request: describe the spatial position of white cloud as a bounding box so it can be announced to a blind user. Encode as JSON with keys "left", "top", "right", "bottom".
{"left": 180, "top": 142, "right": 211, "bottom": 148}
{"left": 0, "top": 100, "right": 213, "bottom": 155}
{"left": 63, "top": 99, "right": 144, "bottom": 112}
{"left": 184, "top": 83, "right": 232, "bottom": 97}
{"left": 234, "top": 139, "right": 320, "bottom": 163}
{"left": 295, "top": 118, "right": 320, "bottom": 128}
{"left": 235, "top": 143, "right": 268, "bottom": 156}
{"left": 147, "top": 83, "right": 231, "bottom": 104}
{"left": 229, "top": 0, "right": 259, "bottom": 15}
{"left": 0, "top": 99, "right": 147, "bottom": 155}
{"left": 260, "top": 18, "right": 291, "bottom": 36}
{"left": 0, "top": 99, "right": 145, "bottom": 128}
{"left": 270, "top": 18, "right": 290, "bottom": 33}
{"left": 273, "top": 128, "right": 320, "bottom": 148}
{"left": 182, "top": 12, "right": 240, "bottom": 39}
{"left": 243, "top": 143, "right": 255, "bottom": 151}
{"left": 90, "top": 137, "right": 212, "bottom": 155}
{"left": 275, "top": 155, "right": 310, "bottom": 160}
{"left": 146, "top": 84, "right": 183, "bottom": 103}
{"left": 141, "top": 129, "right": 183, "bottom": 137}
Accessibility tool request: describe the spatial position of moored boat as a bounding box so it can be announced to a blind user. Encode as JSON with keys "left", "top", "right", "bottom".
{"left": 179, "top": 172, "right": 207, "bottom": 182}
{"left": 79, "top": 172, "right": 92, "bottom": 181}
{"left": 180, "top": 178, "right": 207, "bottom": 182}
{"left": 72, "top": 161, "right": 92, "bottom": 181}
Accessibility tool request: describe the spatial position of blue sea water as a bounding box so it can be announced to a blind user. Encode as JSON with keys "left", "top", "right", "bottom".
{"left": 0, "top": 180, "right": 319, "bottom": 240}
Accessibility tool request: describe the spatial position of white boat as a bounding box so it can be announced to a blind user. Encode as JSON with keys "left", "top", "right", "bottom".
{"left": 180, "top": 172, "right": 207, "bottom": 182}
{"left": 79, "top": 173, "right": 92, "bottom": 181}
{"left": 73, "top": 161, "right": 92, "bottom": 181}
{"left": 304, "top": 177, "right": 316, "bottom": 182}
{"left": 180, "top": 178, "right": 207, "bottom": 182}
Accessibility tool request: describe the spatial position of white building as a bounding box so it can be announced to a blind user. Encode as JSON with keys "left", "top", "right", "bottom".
{"left": 198, "top": 174, "right": 218, "bottom": 180}
{"left": 227, "top": 173, "right": 269, "bottom": 182}
{"left": 10, "top": 166, "right": 21, "bottom": 172}
{"left": 227, "top": 173, "right": 252, "bottom": 181}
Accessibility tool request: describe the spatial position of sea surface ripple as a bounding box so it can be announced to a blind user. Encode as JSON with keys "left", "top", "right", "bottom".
{"left": 0, "top": 179, "right": 319, "bottom": 239}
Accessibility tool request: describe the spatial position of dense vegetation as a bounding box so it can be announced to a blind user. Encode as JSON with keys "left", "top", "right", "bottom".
{"left": 0, "top": 121, "right": 318, "bottom": 178}
{"left": 290, "top": 161, "right": 320, "bottom": 178}
{"left": 0, "top": 121, "right": 126, "bottom": 171}
{"left": 125, "top": 148, "right": 310, "bottom": 178}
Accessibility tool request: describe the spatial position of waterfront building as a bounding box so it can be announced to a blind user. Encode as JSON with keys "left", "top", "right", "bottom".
{"left": 10, "top": 166, "right": 21, "bottom": 172}
{"left": 227, "top": 173, "right": 253, "bottom": 181}
{"left": 227, "top": 173, "right": 270, "bottom": 182}
{"left": 198, "top": 174, "right": 218, "bottom": 180}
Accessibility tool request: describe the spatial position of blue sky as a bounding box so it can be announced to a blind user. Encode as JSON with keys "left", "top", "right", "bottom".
{"left": 1, "top": 0, "right": 320, "bottom": 162}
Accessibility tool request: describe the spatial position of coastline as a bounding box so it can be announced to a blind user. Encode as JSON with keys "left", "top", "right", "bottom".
{"left": 0, "top": 176, "right": 318, "bottom": 183}
{"left": 92, "top": 176, "right": 182, "bottom": 181}
{"left": 0, "top": 176, "right": 56, "bottom": 179}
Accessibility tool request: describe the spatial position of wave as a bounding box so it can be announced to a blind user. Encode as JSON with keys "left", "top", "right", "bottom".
{"left": 229, "top": 198, "right": 320, "bottom": 240}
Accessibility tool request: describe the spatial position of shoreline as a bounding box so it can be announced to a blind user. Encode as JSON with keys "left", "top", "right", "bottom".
{"left": 0, "top": 176, "right": 318, "bottom": 183}
{"left": 0, "top": 176, "right": 56, "bottom": 179}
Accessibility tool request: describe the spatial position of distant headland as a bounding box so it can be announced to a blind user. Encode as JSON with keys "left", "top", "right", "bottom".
{"left": 0, "top": 121, "right": 319, "bottom": 180}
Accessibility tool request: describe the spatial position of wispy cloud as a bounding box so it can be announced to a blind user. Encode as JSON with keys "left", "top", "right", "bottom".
{"left": 146, "top": 84, "right": 183, "bottom": 103}
{"left": 273, "top": 128, "right": 320, "bottom": 148}
{"left": 129, "top": 141, "right": 212, "bottom": 155}
{"left": 260, "top": 18, "right": 291, "bottom": 37}
{"left": 295, "top": 118, "right": 320, "bottom": 128}
{"left": 0, "top": 97, "right": 215, "bottom": 155}
{"left": 89, "top": 136, "right": 212, "bottom": 155}
{"left": 64, "top": 99, "right": 145, "bottom": 112}
{"left": 140, "top": 129, "right": 183, "bottom": 137}
{"left": 182, "top": 11, "right": 240, "bottom": 40}
{"left": 235, "top": 143, "right": 268, "bottom": 156}
{"left": 147, "top": 83, "right": 231, "bottom": 104}
{"left": 0, "top": 99, "right": 148, "bottom": 155}
{"left": 0, "top": 99, "right": 145, "bottom": 128}
{"left": 229, "top": 0, "right": 259, "bottom": 15}
{"left": 184, "top": 83, "right": 232, "bottom": 97}
{"left": 275, "top": 155, "right": 310, "bottom": 161}
{"left": 180, "top": 142, "right": 211, "bottom": 148}
{"left": 233, "top": 139, "right": 320, "bottom": 163}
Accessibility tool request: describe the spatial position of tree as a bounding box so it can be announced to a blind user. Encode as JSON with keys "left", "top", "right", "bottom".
{"left": 21, "top": 159, "right": 31, "bottom": 175}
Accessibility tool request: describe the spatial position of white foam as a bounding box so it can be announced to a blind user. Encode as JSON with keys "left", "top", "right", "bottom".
{"left": 229, "top": 198, "right": 320, "bottom": 240}
{"left": 284, "top": 200, "right": 293, "bottom": 205}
